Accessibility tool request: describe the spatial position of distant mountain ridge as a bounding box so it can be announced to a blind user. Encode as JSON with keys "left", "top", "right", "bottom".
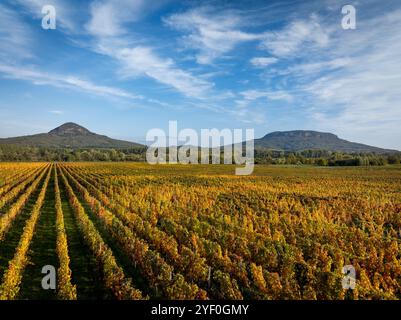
{"left": 254, "top": 130, "right": 396, "bottom": 153}
{"left": 0, "top": 124, "right": 397, "bottom": 153}
{"left": 0, "top": 123, "right": 144, "bottom": 149}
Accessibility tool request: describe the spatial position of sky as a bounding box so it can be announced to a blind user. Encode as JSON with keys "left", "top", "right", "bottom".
{"left": 0, "top": 0, "right": 400, "bottom": 149}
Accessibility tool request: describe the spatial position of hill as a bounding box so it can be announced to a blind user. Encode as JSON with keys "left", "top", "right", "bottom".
{"left": 0, "top": 123, "right": 143, "bottom": 149}
{"left": 254, "top": 130, "right": 397, "bottom": 153}
{"left": 0, "top": 125, "right": 397, "bottom": 154}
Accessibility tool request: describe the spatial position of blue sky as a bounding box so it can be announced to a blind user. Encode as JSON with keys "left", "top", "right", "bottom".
{"left": 0, "top": 0, "right": 400, "bottom": 149}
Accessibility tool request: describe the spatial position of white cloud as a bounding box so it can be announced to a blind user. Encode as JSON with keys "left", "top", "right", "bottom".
{"left": 0, "top": 4, "right": 33, "bottom": 62}
{"left": 231, "top": 108, "right": 266, "bottom": 125}
{"left": 49, "top": 110, "right": 64, "bottom": 115}
{"left": 283, "top": 58, "right": 352, "bottom": 75}
{"left": 86, "top": 0, "right": 145, "bottom": 37}
{"left": 250, "top": 57, "right": 278, "bottom": 68}
{"left": 0, "top": 64, "right": 141, "bottom": 100}
{"left": 86, "top": 1, "right": 214, "bottom": 99}
{"left": 165, "top": 7, "right": 264, "bottom": 64}
{"left": 241, "top": 89, "right": 293, "bottom": 102}
{"left": 261, "top": 14, "right": 330, "bottom": 57}
{"left": 114, "top": 46, "right": 214, "bottom": 98}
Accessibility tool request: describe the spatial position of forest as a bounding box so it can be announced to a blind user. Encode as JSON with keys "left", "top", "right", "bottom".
{"left": 0, "top": 144, "right": 400, "bottom": 166}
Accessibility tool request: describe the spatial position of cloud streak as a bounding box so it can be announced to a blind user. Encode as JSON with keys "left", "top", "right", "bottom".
{"left": 0, "top": 64, "right": 142, "bottom": 100}
{"left": 86, "top": 0, "right": 214, "bottom": 99}
{"left": 86, "top": 0, "right": 146, "bottom": 37}
{"left": 0, "top": 4, "right": 33, "bottom": 62}
{"left": 165, "top": 7, "right": 264, "bottom": 64}
{"left": 250, "top": 57, "right": 278, "bottom": 68}
{"left": 260, "top": 14, "right": 330, "bottom": 58}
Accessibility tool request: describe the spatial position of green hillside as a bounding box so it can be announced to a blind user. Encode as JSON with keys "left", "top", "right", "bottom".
{"left": 0, "top": 123, "right": 143, "bottom": 149}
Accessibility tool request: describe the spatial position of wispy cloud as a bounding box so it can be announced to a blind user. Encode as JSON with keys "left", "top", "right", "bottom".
{"left": 0, "top": 64, "right": 142, "bottom": 100}
{"left": 49, "top": 110, "right": 64, "bottom": 115}
{"left": 241, "top": 89, "right": 293, "bottom": 102}
{"left": 281, "top": 58, "right": 352, "bottom": 76}
{"left": 165, "top": 7, "right": 264, "bottom": 64}
{"left": 260, "top": 14, "right": 330, "bottom": 58}
{"left": 2, "top": 0, "right": 209, "bottom": 104}
{"left": 250, "top": 57, "right": 278, "bottom": 68}
{"left": 85, "top": 0, "right": 214, "bottom": 99}
{"left": 86, "top": 0, "right": 146, "bottom": 37}
{"left": 0, "top": 4, "right": 33, "bottom": 62}
{"left": 115, "top": 47, "right": 214, "bottom": 98}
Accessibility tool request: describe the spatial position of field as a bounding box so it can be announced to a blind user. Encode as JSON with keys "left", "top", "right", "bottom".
{"left": 0, "top": 162, "right": 400, "bottom": 300}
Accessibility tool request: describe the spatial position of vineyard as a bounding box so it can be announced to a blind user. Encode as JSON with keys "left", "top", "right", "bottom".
{"left": 0, "top": 162, "right": 400, "bottom": 300}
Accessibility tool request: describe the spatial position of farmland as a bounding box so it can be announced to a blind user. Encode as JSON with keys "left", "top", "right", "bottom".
{"left": 0, "top": 162, "right": 400, "bottom": 300}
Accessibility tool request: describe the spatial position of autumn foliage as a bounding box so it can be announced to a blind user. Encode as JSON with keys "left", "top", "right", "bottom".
{"left": 0, "top": 162, "right": 400, "bottom": 299}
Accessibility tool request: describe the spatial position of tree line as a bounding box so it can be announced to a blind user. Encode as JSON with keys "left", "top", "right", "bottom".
{"left": 254, "top": 149, "right": 401, "bottom": 166}
{"left": 0, "top": 145, "right": 146, "bottom": 162}
{"left": 0, "top": 144, "right": 400, "bottom": 166}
